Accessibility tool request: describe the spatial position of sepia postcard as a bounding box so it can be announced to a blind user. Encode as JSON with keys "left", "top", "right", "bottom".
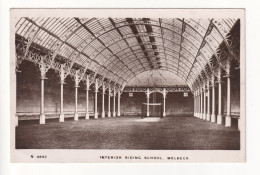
{"left": 10, "top": 8, "right": 245, "bottom": 163}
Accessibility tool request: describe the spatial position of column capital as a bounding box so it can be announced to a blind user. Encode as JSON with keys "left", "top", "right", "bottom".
{"left": 39, "top": 62, "right": 50, "bottom": 79}
{"left": 84, "top": 75, "right": 92, "bottom": 90}
{"left": 40, "top": 76, "right": 48, "bottom": 80}
{"left": 95, "top": 79, "right": 101, "bottom": 92}
{"left": 223, "top": 74, "right": 232, "bottom": 78}
{"left": 226, "top": 59, "right": 231, "bottom": 73}
{"left": 216, "top": 80, "right": 224, "bottom": 84}
{"left": 162, "top": 88, "right": 168, "bottom": 98}
{"left": 59, "top": 64, "right": 68, "bottom": 84}
{"left": 74, "top": 70, "right": 82, "bottom": 87}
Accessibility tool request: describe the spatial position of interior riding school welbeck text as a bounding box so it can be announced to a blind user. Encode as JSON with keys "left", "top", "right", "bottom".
{"left": 99, "top": 155, "right": 189, "bottom": 160}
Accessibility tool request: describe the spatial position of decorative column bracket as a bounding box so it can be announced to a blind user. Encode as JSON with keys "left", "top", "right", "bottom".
{"left": 145, "top": 88, "right": 150, "bottom": 117}
{"left": 107, "top": 85, "right": 112, "bottom": 117}
{"left": 196, "top": 89, "right": 200, "bottom": 118}
{"left": 39, "top": 57, "right": 50, "bottom": 124}
{"left": 212, "top": 20, "right": 233, "bottom": 58}
{"left": 68, "top": 52, "right": 82, "bottom": 73}
{"left": 73, "top": 70, "right": 83, "bottom": 121}
{"left": 24, "top": 28, "right": 41, "bottom": 58}
{"left": 59, "top": 64, "right": 69, "bottom": 84}
{"left": 194, "top": 89, "right": 198, "bottom": 118}
{"left": 196, "top": 79, "right": 203, "bottom": 119}
{"left": 101, "top": 82, "right": 109, "bottom": 118}
{"left": 94, "top": 78, "right": 103, "bottom": 119}
{"left": 84, "top": 75, "right": 93, "bottom": 119}
{"left": 162, "top": 88, "right": 168, "bottom": 117}
{"left": 39, "top": 57, "right": 50, "bottom": 79}
{"left": 203, "top": 83, "right": 207, "bottom": 120}
{"left": 15, "top": 55, "right": 24, "bottom": 73}
{"left": 217, "top": 67, "right": 223, "bottom": 124}
{"left": 15, "top": 37, "right": 128, "bottom": 92}
{"left": 211, "top": 74, "right": 216, "bottom": 123}
{"left": 112, "top": 86, "right": 117, "bottom": 117}
{"left": 200, "top": 85, "right": 204, "bottom": 119}
{"left": 58, "top": 64, "right": 69, "bottom": 122}
{"left": 225, "top": 60, "right": 232, "bottom": 127}
{"left": 117, "top": 90, "right": 122, "bottom": 117}
{"left": 84, "top": 75, "right": 93, "bottom": 91}
{"left": 206, "top": 79, "right": 211, "bottom": 121}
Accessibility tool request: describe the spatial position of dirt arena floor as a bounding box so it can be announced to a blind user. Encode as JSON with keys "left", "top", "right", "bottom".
{"left": 16, "top": 116, "right": 240, "bottom": 150}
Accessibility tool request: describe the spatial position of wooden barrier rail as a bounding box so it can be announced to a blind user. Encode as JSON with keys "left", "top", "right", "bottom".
{"left": 16, "top": 111, "right": 95, "bottom": 120}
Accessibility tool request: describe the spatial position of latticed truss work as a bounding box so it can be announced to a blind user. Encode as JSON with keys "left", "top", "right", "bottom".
{"left": 15, "top": 17, "right": 240, "bottom": 91}
{"left": 127, "top": 69, "right": 187, "bottom": 86}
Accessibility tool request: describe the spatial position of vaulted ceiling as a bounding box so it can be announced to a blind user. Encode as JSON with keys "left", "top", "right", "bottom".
{"left": 127, "top": 69, "right": 187, "bottom": 86}
{"left": 15, "top": 17, "right": 238, "bottom": 88}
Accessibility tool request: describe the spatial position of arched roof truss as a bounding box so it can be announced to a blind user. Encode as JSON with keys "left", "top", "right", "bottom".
{"left": 15, "top": 17, "right": 238, "bottom": 89}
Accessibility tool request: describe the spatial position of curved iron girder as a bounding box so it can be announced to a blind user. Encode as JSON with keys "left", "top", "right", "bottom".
{"left": 121, "top": 63, "right": 187, "bottom": 81}
{"left": 94, "top": 34, "right": 212, "bottom": 82}
{"left": 93, "top": 19, "right": 219, "bottom": 54}
{"left": 16, "top": 47, "right": 70, "bottom": 78}
{"left": 80, "top": 32, "right": 210, "bottom": 73}
{"left": 177, "top": 19, "right": 221, "bottom": 52}
{"left": 18, "top": 18, "right": 125, "bottom": 85}
{"left": 59, "top": 28, "right": 211, "bottom": 84}
{"left": 109, "top": 18, "right": 145, "bottom": 70}
{"left": 97, "top": 29, "right": 219, "bottom": 65}
{"left": 48, "top": 18, "right": 96, "bottom": 72}
{"left": 117, "top": 57, "right": 190, "bottom": 78}
{"left": 106, "top": 46, "right": 202, "bottom": 76}
{"left": 16, "top": 40, "right": 124, "bottom": 90}
{"left": 93, "top": 35, "right": 181, "bottom": 77}
{"left": 125, "top": 67, "right": 189, "bottom": 87}
{"left": 178, "top": 19, "right": 224, "bottom": 76}
{"left": 74, "top": 18, "right": 137, "bottom": 78}
{"left": 185, "top": 19, "right": 214, "bottom": 81}
{"left": 214, "top": 48, "right": 230, "bottom": 74}
{"left": 120, "top": 63, "right": 187, "bottom": 80}
{"left": 120, "top": 60, "right": 193, "bottom": 87}
{"left": 93, "top": 33, "right": 193, "bottom": 62}
{"left": 211, "top": 20, "right": 233, "bottom": 54}
{"left": 107, "top": 42, "right": 180, "bottom": 58}
{"left": 49, "top": 19, "right": 92, "bottom": 66}
{"left": 100, "top": 40, "right": 180, "bottom": 62}
{"left": 99, "top": 46, "right": 180, "bottom": 75}
{"left": 191, "top": 47, "right": 224, "bottom": 88}
{"left": 195, "top": 75, "right": 204, "bottom": 86}
{"left": 107, "top": 49, "right": 192, "bottom": 74}
{"left": 177, "top": 18, "right": 186, "bottom": 76}
{"left": 211, "top": 23, "right": 238, "bottom": 71}
{"left": 159, "top": 18, "right": 169, "bottom": 70}
{"left": 20, "top": 17, "right": 220, "bottom": 78}
{"left": 17, "top": 18, "right": 234, "bottom": 88}
{"left": 22, "top": 18, "right": 50, "bottom": 58}
{"left": 111, "top": 59, "right": 193, "bottom": 83}
{"left": 99, "top": 45, "right": 202, "bottom": 80}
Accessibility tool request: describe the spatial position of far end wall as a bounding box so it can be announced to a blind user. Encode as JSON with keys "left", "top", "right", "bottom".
{"left": 120, "top": 92, "right": 194, "bottom": 116}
